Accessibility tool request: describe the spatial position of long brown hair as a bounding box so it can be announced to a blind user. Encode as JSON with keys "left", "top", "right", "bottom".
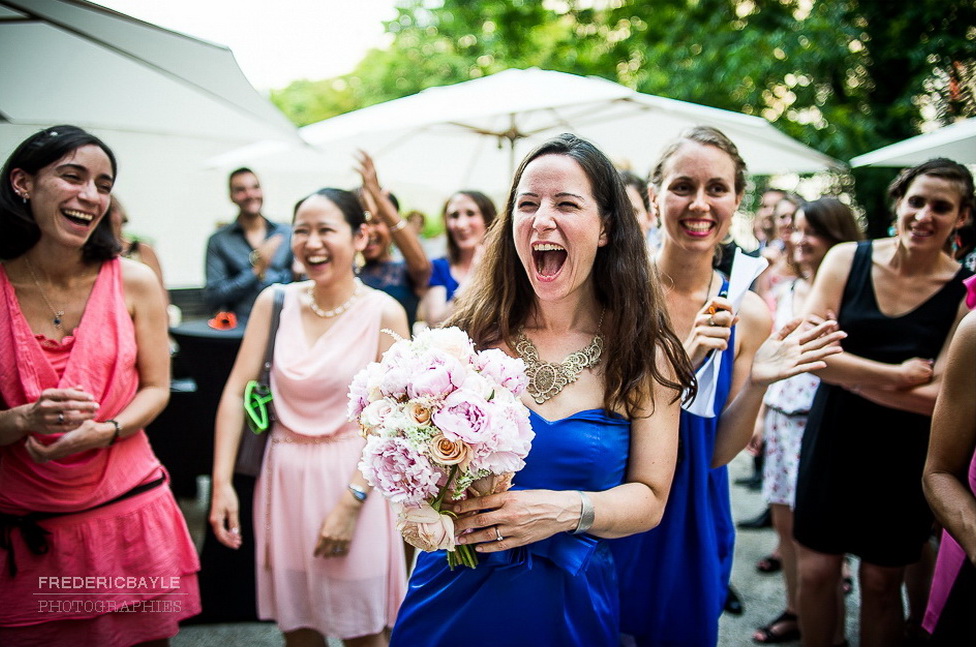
{"left": 449, "top": 134, "right": 696, "bottom": 417}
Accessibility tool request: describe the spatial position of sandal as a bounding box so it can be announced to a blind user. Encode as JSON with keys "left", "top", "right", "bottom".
{"left": 756, "top": 554, "right": 782, "bottom": 573}
{"left": 753, "top": 611, "right": 801, "bottom": 644}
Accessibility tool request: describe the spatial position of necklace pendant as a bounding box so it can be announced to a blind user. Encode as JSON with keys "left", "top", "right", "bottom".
{"left": 53, "top": 312, "right": 64, "bottom": 328}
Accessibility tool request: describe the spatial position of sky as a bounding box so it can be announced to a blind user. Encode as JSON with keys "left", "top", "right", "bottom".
{"left": 93, "top": 0, "right": 399, "bottom": 91}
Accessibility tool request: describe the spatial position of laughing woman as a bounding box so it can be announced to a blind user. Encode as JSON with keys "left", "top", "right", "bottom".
{"left": 390, "top": 133, "right": 695, "bottom": 647}
{"left": 0, "top": 126, "right": 200, "bottom": 646}
{"left": 794, "top": 159, "right": 974, "bottom": 647}
{"left": 211, "top": 188, "right": 408, "bottom": 647}
{"left": 609, "top": 126, "right": 844, "bottom": 647}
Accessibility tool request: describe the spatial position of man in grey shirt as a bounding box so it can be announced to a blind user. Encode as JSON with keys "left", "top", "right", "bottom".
{"left": 203, "top": 167, "right": 293, "bottom": 322}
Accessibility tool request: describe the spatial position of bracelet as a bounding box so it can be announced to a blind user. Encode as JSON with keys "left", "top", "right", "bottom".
{"left": 347, "top": 484, "right": 368, "bottom": 503}
{"left": 570, "top": 490, "right": 595, "bottom": 535}
{"left": 389, "top": 219, "right": 408, "bottom": 233}
{"left": 106, "top": 419, "right": 122, "bottom": 446}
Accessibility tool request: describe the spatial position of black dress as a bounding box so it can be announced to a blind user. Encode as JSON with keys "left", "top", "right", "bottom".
{"left": 794, "top": 241, "right": 972, "bottom": 567}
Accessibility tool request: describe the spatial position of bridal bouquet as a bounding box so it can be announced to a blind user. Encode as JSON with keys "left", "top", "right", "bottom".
{"left": 348, "top": 327, "right": 534, "bottom": 568}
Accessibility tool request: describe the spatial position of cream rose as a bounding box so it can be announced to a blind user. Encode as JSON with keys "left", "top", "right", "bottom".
{"left": 397, "top": 503, "right": 456, "bottom": 551}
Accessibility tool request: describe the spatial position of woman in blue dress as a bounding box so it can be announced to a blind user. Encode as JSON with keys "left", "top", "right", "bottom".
{"left": 610, "top": 126, "right": 845, "bottom": 647}
{"left": 420, "top": 190, "right": 496, "bottom": 327}
{"left": 390, "top": 133, "right": 696, "bottom": 647}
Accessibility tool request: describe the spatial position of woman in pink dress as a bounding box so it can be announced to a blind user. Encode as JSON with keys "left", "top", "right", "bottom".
{"left": 0, "top": 126, "right": 201, "bottom": 646}
{"left": 923, "top": 307, "right": 976, "bottom": 644}
{"left": 211, "top": 187, "right": 408, "bottom": 647}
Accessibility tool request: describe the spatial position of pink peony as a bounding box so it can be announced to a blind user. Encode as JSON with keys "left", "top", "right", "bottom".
{"left": 475, "top": 348, "right": 529, "bottom": 396}
{"left": 416, "top": 326, "right": 475, "bottom": 362}
{"left": 397, "top": 503, "right": 456, "bottom": 551}
{"left": 359, "top": 435, "right": 442, "bottom": 505}
{"left": 432, "top": 388, "right": 493, "bottom": 445}
{"left": 406, "top": 353, "right": 467, "bottom": 400}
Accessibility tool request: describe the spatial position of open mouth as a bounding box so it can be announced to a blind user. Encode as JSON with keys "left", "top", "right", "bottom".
{"left": 305, "top": 254, "right": 331, "bottom": 267}
{"left": 531, "top": 243, "right": 567, "bottom": 278}
{"left": 680, "top": 219, "right": 715, "bottom": 237}
{"left": 62, "top": 209, "right": 95, "bottom": 226}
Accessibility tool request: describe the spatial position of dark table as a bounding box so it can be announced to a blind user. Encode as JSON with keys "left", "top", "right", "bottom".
{"left": 151, "top": 320, "right": 262, "bottom": 624}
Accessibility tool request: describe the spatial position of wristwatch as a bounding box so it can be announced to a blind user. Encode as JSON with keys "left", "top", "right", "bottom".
{"left": 347, "top": 484, "right": 368, "bottom": 503}
{"left": 248, "top": 249, "right": 262, "bottom": 266}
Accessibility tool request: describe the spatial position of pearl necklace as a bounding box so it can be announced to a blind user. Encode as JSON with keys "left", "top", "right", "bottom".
{"left": 514, "top": 310, "right": 605, "bottom": 405}
{"left": 24, "top": 257, "right": 66, "bottom": 330}
{"left": 305, "top": 279, "right": 363, "bottom": 318}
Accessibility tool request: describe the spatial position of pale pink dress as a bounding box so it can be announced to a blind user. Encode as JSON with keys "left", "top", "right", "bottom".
{"left": 254, "top": 286, "right": 406, "bottom": 639}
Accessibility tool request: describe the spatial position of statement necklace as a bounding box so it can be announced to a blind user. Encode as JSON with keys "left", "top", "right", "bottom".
{"left": 306, "top": 279, "right": 363, "bottom": 318}
{"left": 24, "top": 257, "right": 65, "bottom": 330}
{"left": 514, "top": 310, "right": 605, "bottom": 405}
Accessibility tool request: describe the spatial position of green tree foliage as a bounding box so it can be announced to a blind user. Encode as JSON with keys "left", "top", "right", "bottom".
{"left": 269, "top": 0, "right": 975, "bottom": 229}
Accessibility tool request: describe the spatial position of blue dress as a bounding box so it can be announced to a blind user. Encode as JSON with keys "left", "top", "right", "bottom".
{"left": 429, "top": 257, "right": 460, "bottom": 302}
{"left": 610, "top": 326, "right": 737, "bottom": 647}
{"left": 390, "top": 408, "right": 630, "bottom": 647}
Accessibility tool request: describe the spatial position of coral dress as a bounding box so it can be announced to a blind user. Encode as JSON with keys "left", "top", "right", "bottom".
{"left": 390, "top": 408, "right": 630, "bottom": 647}
{"left": 254, "top": 286, "right": 406, "bottom": 638}
{"left": 0, "top": 259, "right": 201, "bottom": 646}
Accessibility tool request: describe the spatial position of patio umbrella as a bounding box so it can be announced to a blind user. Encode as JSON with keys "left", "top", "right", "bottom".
{"left": 0, "top": 0, "right": 298, "bottom": 142}
{"left": 0, "top": 0, "right": 307, "bottom": 288}
{"left": 850, "top": 118, "right": 976, "bottom": 167}
{"left": 292, "top": 68, "right": 841, "bottom": 200}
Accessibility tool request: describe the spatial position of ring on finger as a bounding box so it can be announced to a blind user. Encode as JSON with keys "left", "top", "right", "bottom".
{"left": 494, "top": 526, "right": 504, "bottom": 542}
{"left": 707, "top": 315, "right": 716, "bottom": 327}
{"left": 57, "top": 412, "right": 64, "bottom": 425}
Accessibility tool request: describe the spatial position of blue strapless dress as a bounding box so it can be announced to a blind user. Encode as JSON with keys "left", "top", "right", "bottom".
{"left": 610, "top": 326, "right": 737, "bottom": 647}
{"left": 390, "top": 408, "right": 630, "bottom": 647}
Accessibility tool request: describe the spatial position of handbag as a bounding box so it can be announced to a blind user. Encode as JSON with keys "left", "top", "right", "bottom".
{"left": 234, "top": 286, "right": 285, "bottom": 477}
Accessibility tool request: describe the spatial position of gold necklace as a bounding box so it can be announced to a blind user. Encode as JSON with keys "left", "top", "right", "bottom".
{"left": 514, "top": 310, "right": 605, "bottom": 405}
{"left": 24, "top": 257, "right": 65, "bottom": 330}
{"left": 306, "top": 279, "right": 363, "bottom": 318}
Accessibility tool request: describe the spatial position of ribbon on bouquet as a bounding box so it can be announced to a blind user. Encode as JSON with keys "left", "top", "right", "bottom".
{"left": 682, "top": 248, "right": 769, "bottom": 418}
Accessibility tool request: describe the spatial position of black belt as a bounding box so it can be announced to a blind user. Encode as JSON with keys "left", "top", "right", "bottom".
{"left": 0, "top": 474, "right": 167, "bottom": 577}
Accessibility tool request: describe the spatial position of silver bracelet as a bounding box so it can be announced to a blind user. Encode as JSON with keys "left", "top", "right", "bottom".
{"left": 570, "top": 490, "right": 595, "bottom": 535}
{"left": 389, "top": 218, "right": 408, "bottom": 233}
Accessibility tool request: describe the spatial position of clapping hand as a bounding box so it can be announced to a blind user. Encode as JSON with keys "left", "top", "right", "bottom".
{"left": 25, "top": 419, "right": 117, "bottom": 463}
{"left": 750, "top": 317, "right": 846, "bottom": 386}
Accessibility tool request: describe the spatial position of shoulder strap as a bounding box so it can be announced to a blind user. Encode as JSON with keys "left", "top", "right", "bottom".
{"left": 259, "top": 286, "right": 286, "bottom": 380}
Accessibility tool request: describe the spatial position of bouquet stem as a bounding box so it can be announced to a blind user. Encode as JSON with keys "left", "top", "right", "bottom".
{"left": 436, "top": 466, "right": 479, "bottom": 569}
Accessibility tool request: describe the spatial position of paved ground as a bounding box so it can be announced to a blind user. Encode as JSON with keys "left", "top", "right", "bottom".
{"left": 172, "top": 452, "right": 861, "bottom": 646}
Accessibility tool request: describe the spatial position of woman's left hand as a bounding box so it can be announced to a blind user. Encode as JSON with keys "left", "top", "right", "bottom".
{"left": 446, "top": 489, "right": 579, "bottom": 553}
{"left": 751, "top": 317, "right": 846, "bottom": 386}
{"left": 313, "top": 500, "right": 362, "bottom": 559}
{"left": 24, "top": 419, "right": 117, "bottom": 463}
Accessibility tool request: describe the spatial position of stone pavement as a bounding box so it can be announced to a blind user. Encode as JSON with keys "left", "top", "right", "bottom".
{"left": 172, "top": 452, "right": 861, "bottom": 647}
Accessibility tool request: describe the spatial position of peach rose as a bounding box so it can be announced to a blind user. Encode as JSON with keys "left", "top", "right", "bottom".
{"left": 428, "top": 433, "right": 472, "bottom": 470}
{"left": 407, "top": 401, "right": 433, "bottom": 426}
{"left": 397, "top": 503, "right": 456, "bottom": 551}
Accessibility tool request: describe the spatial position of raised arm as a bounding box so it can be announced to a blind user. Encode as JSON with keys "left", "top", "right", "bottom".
{"left": 922, "top": 309, "right": 976, "bottom": 563}
{"left": 356, "top": 150, "right": 431, "bottom": 293}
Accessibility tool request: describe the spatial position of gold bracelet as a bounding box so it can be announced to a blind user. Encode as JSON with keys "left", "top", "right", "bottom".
{"left": 389, "top": 219, "right": 408, "bottom": 233}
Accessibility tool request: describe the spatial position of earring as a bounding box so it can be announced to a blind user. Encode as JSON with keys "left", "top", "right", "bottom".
{"left": 354, "top": 252, "right": 366, "bottom": 271}
{"left": 21, "top": 192, "right": 29, "bottom": 204}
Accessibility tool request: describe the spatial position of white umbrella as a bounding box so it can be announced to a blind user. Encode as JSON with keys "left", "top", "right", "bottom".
{"left": 850, "top": 118, "right": 976, "bottom": 167}
{"left": 0, "top": 0, "right": 298, "bottom": 142}
{"left": 295, "top": 68, "right": 841, "bottom": 200}
{"left": 0, "top": 0, "right": 306, "bottom": 288}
